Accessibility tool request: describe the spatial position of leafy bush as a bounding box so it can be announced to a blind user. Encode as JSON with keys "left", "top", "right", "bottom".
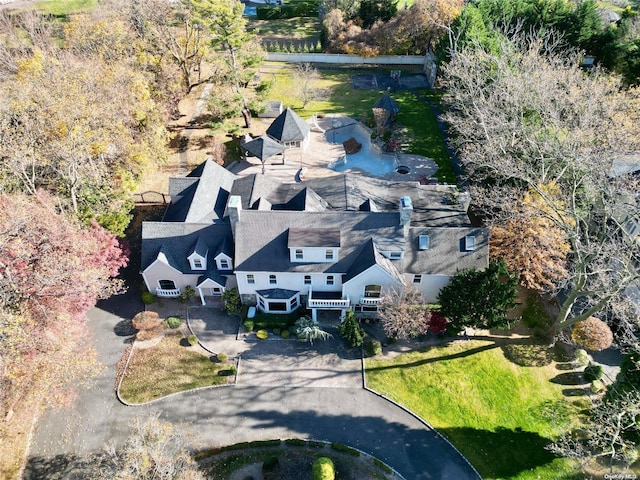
{"left": 163, "top": 316, "right": 182, "bottom": 329}
{"left": 330, "top": 442, "right": 359, "bottom": 456}
{"left": 373, "top": 458, "right": 392, "bottom": 474}
{"left": 253, "top": 308, "right": 303, "bottom": 329}
{"left": 337, "top": 311, "right": 365, "bottom": 347}
{"left": 217, "top": 352, "right": 228, "bottom": 362}
{"left": 136, "top": 327, "right": 161, "bottom": 341}
{"left": 590, "top": 380, "right": 605, "bottom": 393}
{"left": 256, "top": 1, "right": 318, "bottom": 19}
{"left": 257, "top": 329, "right": 269, "bottom": 340}
{"left": 281, "top": 330, "right": 290, "bottom": 339}
{"left": 574, "top": 348, "right": 591, "bottom": 366}
{"left": 312, "top": 457, "right": 335, "bottom": 480}
{"left": 272, "top": 328, "right": 281, "bottom": 336}
{"left": 365, "top": 339, "right": 382, "bottom": 356}
{"left": 222, "top": 287, "right": 242, "bottom": 314}
{"left": 584, "top": 363, "right": 604, "bottom": 381}
{"left": 141, "top": 291, "right": 154, "bottom": 305}
{"left": 572, "top": 317, "right": 613, "bottom": 351}
{"left": 285, "top": 438, "right": 307, "bottom": 446}
{"left": 179, "top": 285, "right": 195, "bottom": 302}
{"left": 244, "top": 320, "right": 254, "bottom": 332}
{"left": 132, "top": 311, "right": 160, "bottom": 331}
{"left": 187, "top": 334, "right": 198, "bottom": 346}
{"left": 427, "top": 310, "right": 447, "bottom": 335}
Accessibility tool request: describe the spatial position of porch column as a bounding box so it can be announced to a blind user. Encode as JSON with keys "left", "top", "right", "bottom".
{"left": 340, "top": 309, "right": 346, "bottom": 322}
{"left": 198, "top": 287, "right": 206, "bottom": 306}
{"left": 312, "top": 308, "right": 317, "bottom": 322}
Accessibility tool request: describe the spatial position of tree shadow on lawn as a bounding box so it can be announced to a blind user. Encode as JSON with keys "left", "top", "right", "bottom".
{"left": 367, "top": 334, "right": 556, "bottom": 373}
{"left": 438, "top": 426, "right": 558, "bottom": 479}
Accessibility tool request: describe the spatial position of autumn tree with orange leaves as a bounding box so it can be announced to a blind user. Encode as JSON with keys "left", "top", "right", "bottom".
{"left": 490, "top": 183, "right": 571, "bottom": 293}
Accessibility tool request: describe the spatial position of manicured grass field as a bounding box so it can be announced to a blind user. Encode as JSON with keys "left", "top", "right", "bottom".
{"left": 119, "top": 332, "right": 230, "bottom": 403}
{"left": 366, "top": 339, "right": 586, "bottom": 479}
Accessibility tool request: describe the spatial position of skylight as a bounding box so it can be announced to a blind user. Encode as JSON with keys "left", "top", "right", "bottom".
{"left": 465, "top": 235, "right": 476, "bottom": 251}
{"left": 418, "top": 235, "right": 429, "bottom": 250}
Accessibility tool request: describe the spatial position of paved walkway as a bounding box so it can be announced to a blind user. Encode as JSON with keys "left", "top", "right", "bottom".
{"left": 25, "top": 292, "right": 480, "bottom": 479}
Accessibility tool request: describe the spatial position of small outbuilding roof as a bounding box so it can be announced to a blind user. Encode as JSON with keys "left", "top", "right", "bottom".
{"left": 373, "top": 94, "right": 400, "bottom": 115}
{"left": 243, "top": 135, "right": 285, "bottom": 160}
{"left": 266, "top": 107, "right": 310, "bottom": 143}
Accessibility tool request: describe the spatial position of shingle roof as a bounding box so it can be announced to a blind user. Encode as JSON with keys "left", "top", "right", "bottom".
{"left": 373, "top": 94, "right": 400, "bottom": 115}
{"left": 266, "top": 107, "right": 310, "bottom": 143}
{"left": 288, "top": 228, "right": 341, "bottom": 247}
{"left": 403, "top": 227, "right": 489, "bottom": 275}
{"left": 164, "top": 160, "right": 237, "bottom": 223}
{"left": 243, "top": 135, "right": 285, "bottom": 160}
{"left": 141, "top": 222, "right": 233, "bottom": 275}
{"left": 304, "top": 175, "right": 470, "bottom": 226}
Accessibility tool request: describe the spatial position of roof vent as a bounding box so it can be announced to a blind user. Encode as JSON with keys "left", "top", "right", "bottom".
{"left": 418, "top": 235, "right": 429, "bottom": 250}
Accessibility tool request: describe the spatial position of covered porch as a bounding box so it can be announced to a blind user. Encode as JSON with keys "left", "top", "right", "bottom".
{"left": 307, "top": 286, "right": 350, "bottom": 322}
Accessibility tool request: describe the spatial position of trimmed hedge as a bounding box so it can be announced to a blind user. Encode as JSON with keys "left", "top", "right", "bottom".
{"left": 312, "top": 457, "right": 335, "bottom": 480}
{"left": 141, "top": 291, "right": 154, "bottom": 305}
{"left": 257, "top": 329, "right": 269, "bottom": 340}
{"left": 584, "top": 363, "right": 604, "bottom": 381}
{"left": 285, "top": 438, "right": 307, "bottom": 446}
{"left": 256, "top": 1, "right": 318, "bottom": 19}
{"left": 164, "top": 316, "right": 182, "bottom": 329}
{"left": 330, "top": 442, "right": 359, "bottom": 456}
{"left": 187, "top": 334, "right": 198, "bottom": 346}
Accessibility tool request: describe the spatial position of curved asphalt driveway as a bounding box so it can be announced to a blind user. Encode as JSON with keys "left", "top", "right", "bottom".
{"left": 25, "top": 291, "right": 480, "bottom": 479}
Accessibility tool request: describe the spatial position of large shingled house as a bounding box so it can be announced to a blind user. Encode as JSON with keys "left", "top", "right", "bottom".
{"left": 141, "top": 160, "right": 488, "bottom": 319}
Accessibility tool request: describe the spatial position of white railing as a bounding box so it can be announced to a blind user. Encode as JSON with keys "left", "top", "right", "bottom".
{"left": 359, "top": 297, "right": 381, "bottom": 306}
{"left": 156, "top": 288, "right": 181, "bottom": 298}
{"left": 308, "top": 296, "right": 351, "bottom": 308}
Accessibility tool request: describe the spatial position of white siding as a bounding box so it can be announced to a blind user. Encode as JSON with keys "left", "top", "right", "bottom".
{"left": 236, "top": 271, "right": 343, "bottom": 297}
{"left": 288, "top": 246, "right": 340, "bottom": 263}
{"left": 404, "top": 273, "right": 450, "bottom": 303}
{"left": 142, "top": 261, "right": 201, "bottom": 294}
{"left": 342, "top": 265, "right": 403, "bottom": 305}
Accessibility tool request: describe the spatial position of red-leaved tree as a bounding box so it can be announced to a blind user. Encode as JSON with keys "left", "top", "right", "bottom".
{"left": 0, "top": 191, "right": 128, "bottom": 442}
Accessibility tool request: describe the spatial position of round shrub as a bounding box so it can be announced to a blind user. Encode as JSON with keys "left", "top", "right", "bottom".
{"left": 141, "top": 291, "right": 154, "bottom": 305}
{"left": 273, "top": 328, "right": 281, "bottom": 336}
{"left": 256, "top": 329, "right": 269, "bottom": 340}
{"left": 365, "top": 339, "right": 382, "bottom": 356}
{"left": 584, "top": 363, "right": 604, "bottom": 382}
{"left": 312, "top": 457, "right": 335, "bottom": 480}
{"left": 244, "top": 320, "right": 254, "bottom": 332}
{"left": 590, "top": 380, "right": 605, "bottom": 394}
{"left": 574, "top": 348, "right": 590, "bottom": 367}
{"left": 217, "top": 352, "right": 228, "bottom": 362}
{"left": 571, "top": 317, "right": 613, "bottom": 351}
{"left": 281, "top": 330, "right": 290, "bottom": 339}
{"left": 164, "top": 316, "right": 182, "bottom": 329}
{"left": 187, "top": 334, "right": 198, "bottom": 346}
{"left": 132, "top": 311, "right": 160, "bottom": 331}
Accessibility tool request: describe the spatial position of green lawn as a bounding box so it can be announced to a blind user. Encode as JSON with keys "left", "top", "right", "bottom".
{"left": 119, "top": 332, "right": 231, "bottom": 403}
{"left": 32, "top": 0, "right": 97, "bottom": 16}
{"left": 366, "top": 339, "right": 586, "bottom": 479}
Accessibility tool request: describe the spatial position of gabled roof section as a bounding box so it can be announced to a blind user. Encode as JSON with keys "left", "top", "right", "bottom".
{"left": 373, "top": 93, "right": 400, "bottom": 115}
{"left": 276, "top": 187, "right": 328, "bottom": 212}
{"left": 141, "top": 222, "right": 233, "bottom": 273}
{"left": 266, "top": 107, "right": 310, "bottom": 143}
{"left": 164, "top": 160, "right": 237, "bottom": 223}
{"left": 190, "top": 236, "right": 208, "bottom": 258}
{"left": 243, "top": 135, "right": 285, "bottom": 160}
{"left": 288, "top": 228, "right": 341, "bottom": 248}
{"left": 344, "top": 238, "right": 403, "bottom": 283}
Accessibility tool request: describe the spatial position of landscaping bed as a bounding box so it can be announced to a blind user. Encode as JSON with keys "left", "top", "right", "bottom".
{"left": 118, "top": 330, "right": 234, "bottom": 403}
{"left": 200, "top": 440, "right": 401, "bottom": 480}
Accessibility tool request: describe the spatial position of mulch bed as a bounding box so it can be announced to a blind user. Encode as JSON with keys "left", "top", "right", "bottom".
{"left": 343, "top": 137, "right": 362, "bottom": 154}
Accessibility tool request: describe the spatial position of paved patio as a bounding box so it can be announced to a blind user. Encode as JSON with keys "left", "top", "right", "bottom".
{"left": 228, "top": 115, "right": 438, "bottom": 183}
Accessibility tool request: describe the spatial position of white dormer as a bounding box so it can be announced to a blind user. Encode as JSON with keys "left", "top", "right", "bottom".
{"left": 288, "top": 228, "right": 341, "bottom": 263}
{"left": 382, "top": 250, "right": 404, "bottom": 260}
{"left": 215, "top": 252, "right": 233, "bottom": 271}
{"left": 188, "top": 251, "right": 207, "bottom": 270}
